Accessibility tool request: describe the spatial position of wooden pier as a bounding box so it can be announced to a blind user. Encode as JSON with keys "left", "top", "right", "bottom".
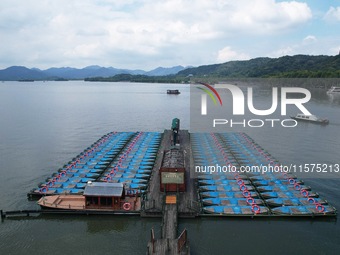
{"left": 147, "top": 195, "right": 190, "bottom": 254}
{"left": 144, "top": 129, "right": 198, "bottom": 254}
{"left": 142, "top": 130, "right": 200, "bottom": 218}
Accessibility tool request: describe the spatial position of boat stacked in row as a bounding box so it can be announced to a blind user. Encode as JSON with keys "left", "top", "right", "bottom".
{"left": 193, "top": 132, "right": 270, "bottom": 216}
{"left": 97, "top": 132, "right": 161, "bottom": 191}
{"left": 28, "top": 132, "right": 162, "bottom": 198}
{"left": 238, "top": 133, "right": 336, "bottom": 216}
{"left": 192, "top": 132, "right": 336, "bottom": 216}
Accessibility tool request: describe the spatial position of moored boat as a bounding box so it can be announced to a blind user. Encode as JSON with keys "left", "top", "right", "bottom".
{"left": 256, "top": 185, "right": 311, "bottom": 193}
{"left": 252, "top": 179, "right": 304, "bottom": 186}
{"left": 198, "top": 179, "right": 251, "bottom": 186}
{"left": 265, "top": 197, "right": 328, "bottom": 207}
{"left": 271, "top": 205, "right": 337, "bottom": 216}
{"left": 203, "top": 205, "right": 270, "bottom": 215}
{"left": 327, "top": 86, "right": 340, "bottom": 94}
{"left": 249, "top": 173, "right": 298, "bottom": 181}
{"left": 261, "top": 191, "right": 319, "bottom": 199}
{"left": 38, "top": 182, "right": 141, "bottom": 212}
{"left": 197, "top": 174, "right": 248, "bottom": 180}
{"left": 200, "top": 191, "right": 259, "bottom": 199}
{"left": 199, "top": 185, "right": 255, "bottom": 192}
{"left": 202, "top": 198, "right": 264, "bottom": 206}
{"left": 290, "top": 113, "right": 329, "bottom": 125}
{"left": 167, "top": 89, "right": 180, "bottom": 94}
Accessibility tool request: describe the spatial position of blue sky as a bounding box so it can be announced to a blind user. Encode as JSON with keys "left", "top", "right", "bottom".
{"left": 0, "top": 0, "right": 339, "bottom": 70}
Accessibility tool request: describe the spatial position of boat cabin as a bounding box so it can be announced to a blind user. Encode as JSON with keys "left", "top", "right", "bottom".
{"left": 84, "top": 182, "right": 125, "bottom": 209}
{"left": 295, "top": 114, "right": 318, "bottom": 121}
{"left": 292, "top": 113, "right": 329, "bottom": 124}
{"left": 160, "top": 149, "right": 186, "bottom": 192}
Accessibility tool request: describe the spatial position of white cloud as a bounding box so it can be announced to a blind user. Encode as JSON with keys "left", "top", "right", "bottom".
{"left": 0, "top": 0, "right": 315, "bottom": 69}
{"left": 217, "top": 47, "right": 250, "bottom": 63}
{"left": 324, "top": 6, "right": 340, "bottom": 21}
{"left": 223, "top": 0, "right": 312, "bottom": 34}
{"left": 303, "top": 35, "right": 317, "bottom": 44}
{"left": 269, "top": 35, "right": 340, "bottom": 58}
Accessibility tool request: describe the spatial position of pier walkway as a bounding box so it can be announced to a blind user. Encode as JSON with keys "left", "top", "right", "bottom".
{"left": 145, "top": 130, "right": 195, "bottom": 254}
{"left": 147, "top": 195, "right": 190, "bottom": 254}
{"left": 141, "top": 130, "right": 200, "bottom": 218}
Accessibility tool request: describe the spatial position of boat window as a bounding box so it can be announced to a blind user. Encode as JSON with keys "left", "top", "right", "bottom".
{"left": 100, "top": 197, "right": 113, "bottom": 207}
{"left": 87, "top": 196, "right": 98, "bottom": 205}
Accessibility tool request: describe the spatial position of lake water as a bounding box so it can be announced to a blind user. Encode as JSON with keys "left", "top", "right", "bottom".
{"left": 0, "top": 81, "right": 339, "bottom": 254}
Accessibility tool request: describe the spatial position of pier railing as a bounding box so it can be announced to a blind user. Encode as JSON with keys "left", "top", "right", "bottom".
{"left": 143, "top": 199, "right": 158, "bottom": 211}
{"left": 177, "top": 228, "right": 188, "bottom": 254}
{"left": 150, "top": 228, "right": 155, "bottom": 253}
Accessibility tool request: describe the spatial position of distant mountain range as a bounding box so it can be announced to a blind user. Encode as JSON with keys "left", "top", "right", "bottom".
{"left": 86, "top": 54, "right": 340, "bottom": 83}
{"left": 177, "top": 54, "right": 340, "bottom": 78}
{"left": 1, "top": 54, "right": 340, "bottom": 81}
{"left": 0, "top": 65, "right": 188, "bottom": 81}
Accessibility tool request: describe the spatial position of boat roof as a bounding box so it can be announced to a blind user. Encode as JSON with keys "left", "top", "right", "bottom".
{"left": 162, "top": 149, "right": 185, "bottom": 168}
{"left": 84, "top": 182, "right": 124, "bottom": 197}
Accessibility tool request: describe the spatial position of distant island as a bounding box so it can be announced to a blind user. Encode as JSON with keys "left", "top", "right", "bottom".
{"left": 1, "top": 55, "right": 339, "bottom": 82}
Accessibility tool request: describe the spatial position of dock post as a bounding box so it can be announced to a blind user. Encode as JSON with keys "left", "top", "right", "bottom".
{"left": 151, "top": 228, "right": 155, "bottom": 254}
{"left": 0, "top": 210, "right": 4, "bottom": 220}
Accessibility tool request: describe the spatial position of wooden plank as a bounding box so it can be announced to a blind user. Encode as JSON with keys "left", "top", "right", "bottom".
{"left": 162, "top": 204, "right": 177, "bottom": 239}
{"left": 143, "top": 130, "right": 171, "bottom": 214}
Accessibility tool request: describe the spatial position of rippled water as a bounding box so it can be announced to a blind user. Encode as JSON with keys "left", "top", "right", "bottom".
{"left": 0, "top": 81, "right": 339, "bottom": 254}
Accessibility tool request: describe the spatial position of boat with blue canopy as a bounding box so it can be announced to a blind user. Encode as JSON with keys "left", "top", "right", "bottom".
{"left": 203, "top": 205, "right": 270, "bottom": 215}
{"left": 266, "top": 197, "right": 328, "bottom": 207}
{"left": 271, "top": 205, "right": 336, "bottom": 216}
{"left": 202, "top": 198, "right": 264, "bottom": 206}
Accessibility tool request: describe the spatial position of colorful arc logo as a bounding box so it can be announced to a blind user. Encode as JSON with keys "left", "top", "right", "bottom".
{"left": 196, "top": 82, "right": 223, "bottom": 115}
{"left": 196, "top": 82, "right": 223, "bottom": 106}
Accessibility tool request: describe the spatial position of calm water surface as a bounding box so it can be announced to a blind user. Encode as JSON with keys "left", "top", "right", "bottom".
{"left": 0, "top": 81, "right": 339, "bottom": 254}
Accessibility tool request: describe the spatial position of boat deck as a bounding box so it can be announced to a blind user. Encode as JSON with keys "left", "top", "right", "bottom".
{"left": 38, "top": 195, "right": 141, "bottom": 211}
